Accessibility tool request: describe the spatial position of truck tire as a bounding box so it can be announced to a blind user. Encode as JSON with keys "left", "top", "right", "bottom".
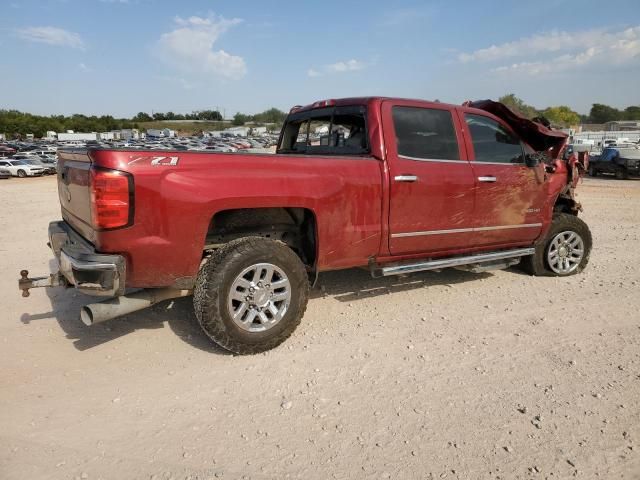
{"left": 614, "top": 168, "right": 628, "bottom": 180}
{"left": 193, "top": 237, "right": 309, "bottom": 354}
{"left": 17, "top": 169, "right": 26, "bottom": 178}
{"left": 521, "top": 213, "right": 592, "bottom": 277}
{"left": 587, "top": 165, "right": 597, "bottom": 177}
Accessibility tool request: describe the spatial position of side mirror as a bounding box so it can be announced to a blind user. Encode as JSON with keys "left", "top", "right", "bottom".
{"left": 563, "top": 146, "right": 574, "bottom": 160}
{"left": 524, "top": 153, "right": 541, "bottom": 168}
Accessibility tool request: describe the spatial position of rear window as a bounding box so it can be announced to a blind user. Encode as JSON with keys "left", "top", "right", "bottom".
{"left": 392, "top": 106, "right": 459, "bottom": 160}
{"left": 278, "top": 106, "right": 368, "bottom": 155}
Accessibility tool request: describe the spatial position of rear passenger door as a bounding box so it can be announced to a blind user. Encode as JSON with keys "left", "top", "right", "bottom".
{"left": 460, "top": 111, "right": 545, "bottom": 246}
{"left": 383, "top": 101, "right": 476, "bottom": 255}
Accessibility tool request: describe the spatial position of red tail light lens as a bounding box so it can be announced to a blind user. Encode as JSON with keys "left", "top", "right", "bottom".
{"left": 90, "top": 167, "right": 133, "bottom": 230}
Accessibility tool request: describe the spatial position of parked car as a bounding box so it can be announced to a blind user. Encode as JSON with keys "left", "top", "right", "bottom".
{"left": 0, "top": 145, "right": 17, "bottom": 157}
{"left": 0, "top": 159, "right": 45, "bottom": 177}
{"left": 588, "top": 147, "right": 640, "bottom": 179}
{"left": 10, "top": 155, "right": 56, "bottom": 175}
{"left": 20, "top": 97, "right": 591, "bottom": 355}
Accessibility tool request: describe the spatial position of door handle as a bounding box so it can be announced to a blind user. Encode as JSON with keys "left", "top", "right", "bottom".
{"left": 394, "top": 175, "right": 418, "bottom": 182}
{"left": 478, "top": 176, "right": 497, "bottom": 183}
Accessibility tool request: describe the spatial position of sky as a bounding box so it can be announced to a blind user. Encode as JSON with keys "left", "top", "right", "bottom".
{"left": 1, "top": 0, "right": 639, "bottom": 117}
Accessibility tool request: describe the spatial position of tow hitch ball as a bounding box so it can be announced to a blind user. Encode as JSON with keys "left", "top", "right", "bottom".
{"left": 19, "top": 270, "right": 65, "bottom": 297}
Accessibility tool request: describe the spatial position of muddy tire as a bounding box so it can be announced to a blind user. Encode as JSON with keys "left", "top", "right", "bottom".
{"left": 521, "top": 213, "right": 592, "bottom": 277}
{"left": 17, "top": 169, "right": 26, "bottom": 178}
{"left": 193, "top": 237, "right": 309, "bottom": 354}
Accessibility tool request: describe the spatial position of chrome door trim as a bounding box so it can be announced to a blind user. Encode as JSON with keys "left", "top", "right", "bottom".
{"left": 391, "top": 223, "right": 542, "bottom": 238}
{"left": 398, "top": 155, "right": 467, "bottom": 164}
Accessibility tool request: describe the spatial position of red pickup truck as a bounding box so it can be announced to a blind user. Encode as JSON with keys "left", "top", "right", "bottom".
{"left": 20, "top": 97, "right": 592, "bottom": 354}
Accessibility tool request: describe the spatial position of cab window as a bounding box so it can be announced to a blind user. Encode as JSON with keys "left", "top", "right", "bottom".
{"left": 278, "top": 106, "right": 368, "bottom": 155}
{"left": 392, "top": 106, "right": 459, "bottom": 160}
{"left": 465, "top": 114, "right": 524, "bottom": 164}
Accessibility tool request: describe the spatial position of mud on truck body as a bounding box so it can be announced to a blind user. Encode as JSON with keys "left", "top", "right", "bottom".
{"left": 19, "top": 97, "right": 591, "bottom": 354}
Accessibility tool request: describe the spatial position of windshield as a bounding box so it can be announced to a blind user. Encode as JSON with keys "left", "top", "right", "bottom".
{"left": 11, "top": 160, "right": 27, "bottom": 166}
{"left": 278, "top": 105, "right": 368, "bottom": 155}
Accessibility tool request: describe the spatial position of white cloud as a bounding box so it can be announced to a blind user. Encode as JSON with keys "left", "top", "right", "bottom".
{"left": 327, "top": 59, "right": 366, "bottom": 72}
{"left": 157, "top": 14, "right": 246, "bottom": 80}
{"left": 458, "top": 25, "right": 640, "bottom": 76}
{"left": 78, "top": 63, "right": 92, "bottom": 72}
{"left": 307, "top": 59, "right": 367, "bottom": 77}
{"left": 16, "top": 26, "right": 85, "bottom": 49}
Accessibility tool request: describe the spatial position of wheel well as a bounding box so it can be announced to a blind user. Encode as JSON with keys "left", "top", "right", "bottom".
{"left": 205, "top": 207, "right": 317, "bottom": 268}
{"left": 553, "top": 195, "right": 580, "bottom": 215}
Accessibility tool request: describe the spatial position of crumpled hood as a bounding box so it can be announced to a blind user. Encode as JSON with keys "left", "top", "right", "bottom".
{"left": 466, "top": 99, "right": 568, "bottom": 152}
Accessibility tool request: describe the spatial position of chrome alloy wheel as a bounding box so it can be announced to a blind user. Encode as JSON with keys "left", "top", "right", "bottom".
{"left": 227, "top": 263, "right": 291, "bottom": 332}
{"left": 547, "top": 230, "right": 585, "bottom": 274}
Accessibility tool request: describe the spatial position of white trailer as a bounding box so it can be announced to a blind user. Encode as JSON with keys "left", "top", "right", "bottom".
{"left": 57, "top": 132, "right": 99, "bottom": 142}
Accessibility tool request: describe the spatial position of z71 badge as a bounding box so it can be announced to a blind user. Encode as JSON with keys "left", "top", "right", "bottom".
{"left": 128, "top": 156, "right": 179, "bottom": 166}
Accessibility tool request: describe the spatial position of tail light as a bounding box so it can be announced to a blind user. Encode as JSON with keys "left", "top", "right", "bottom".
{"left": 90, "top": 167, "right": 134, "bottom": 230}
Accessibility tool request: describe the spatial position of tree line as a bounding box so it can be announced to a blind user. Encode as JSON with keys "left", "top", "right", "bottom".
{"left": 498, "top": 94, "right": 640, "bottom": 127}
{"left": 0, "top": 107, "right": 289, "bottom": 138}
{"left": 133, "top": 107, "right": 288, "bottom": 126}
{"left": 2, "top": 99, "right": 639, "bottom": 139}
{"left": 0, "top": 110, "right": 138, "bottom": 139}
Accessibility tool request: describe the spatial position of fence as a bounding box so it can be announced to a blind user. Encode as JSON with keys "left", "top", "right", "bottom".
{"left": 572, "top": 130, "right": 640, "bottom": 147}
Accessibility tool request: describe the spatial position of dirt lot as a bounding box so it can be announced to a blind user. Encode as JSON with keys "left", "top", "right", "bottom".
{"left": 1, "top": 175, "right": 639, "bottom": 480}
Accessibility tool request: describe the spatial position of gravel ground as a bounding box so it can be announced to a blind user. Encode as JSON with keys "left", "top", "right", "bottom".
{"left": 1, "top": 175, "right": 639, "bottom": 480}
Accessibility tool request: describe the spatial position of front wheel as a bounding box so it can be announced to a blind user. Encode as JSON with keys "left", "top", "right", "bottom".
{"left": 587, "top": 165, "right": 597, "bottom": 177}
{"left": 193, "top": 237, "right": 309, "bottom": 354}
{"left": 521, "top": 213, "right": 592, "bottom": 276}
{"left": 17, "top": 169, "right": 26, "bottom": 178}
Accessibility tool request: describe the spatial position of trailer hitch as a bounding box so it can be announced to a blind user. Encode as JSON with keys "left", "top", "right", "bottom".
{"left": 19, "top": 270, "right": 66, "bottom": 297}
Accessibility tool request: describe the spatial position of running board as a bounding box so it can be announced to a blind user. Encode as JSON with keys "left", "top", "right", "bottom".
{"left": 372, "top": 248, "right": 535, "bottom": 277}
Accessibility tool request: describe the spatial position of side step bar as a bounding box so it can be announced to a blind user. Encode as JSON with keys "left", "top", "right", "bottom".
{"left": 372, "top": 248, "right": 535, "bottom": 277}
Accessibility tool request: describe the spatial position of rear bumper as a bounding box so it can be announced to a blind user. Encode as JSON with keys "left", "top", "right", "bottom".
{"left": 49, "top": 221, "right": 126, "bottom": 297}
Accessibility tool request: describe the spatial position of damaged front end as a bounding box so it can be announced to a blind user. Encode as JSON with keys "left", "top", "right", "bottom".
{"left": 466, "top": 99, "right": 588, "bottom": 215}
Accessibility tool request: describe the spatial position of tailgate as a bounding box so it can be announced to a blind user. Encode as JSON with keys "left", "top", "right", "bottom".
{"left": 57, "top": 149, "right": 95, "bottom": 242}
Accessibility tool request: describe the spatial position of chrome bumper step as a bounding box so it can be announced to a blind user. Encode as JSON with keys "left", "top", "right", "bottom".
{"left": 372, "top": 248, "right": 535, "bottom": 277}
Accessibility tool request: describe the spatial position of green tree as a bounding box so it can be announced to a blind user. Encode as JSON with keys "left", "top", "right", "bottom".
{"left": 542, "top": 106, "right": 581, "bottom": 127}
{"left": 133, "top": 112, "right": 152, "bottom": 122}
{"left": 623, "top": 106, "right": 640, "bottom": 120}
{"left": 252, "top": 108, "right": 287, "bottom": 124}
{"left": 233, "top": 112, "right": 250, "bottom": 126}
{"left": 589, "top": 103, "right": 621, "bottom": 123}
{"left": 498, "top": 94, "right": 539, "bottom": 119}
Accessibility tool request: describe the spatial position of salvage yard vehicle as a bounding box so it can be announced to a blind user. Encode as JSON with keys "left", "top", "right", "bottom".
{"left": 588, "top": 146, "right": 640, "bottom": 179}
{"left": 0, "top": 159, "right": 45, "bottom": 177}
{"left": 19, "top": 97, "right": 592, "bottom": 354}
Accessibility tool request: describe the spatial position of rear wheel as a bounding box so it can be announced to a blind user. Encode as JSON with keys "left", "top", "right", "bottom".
{"left": 193, "top": 237, "right": 309, "bottom": 354}
{"left": 587, "top": 165, "right": 597, "bottom": 177}
{"left": 521, "top": 213, "right": 592, "bottom": 277}
{"left": 17, "top": 169, "right": 26, "bottom": 178}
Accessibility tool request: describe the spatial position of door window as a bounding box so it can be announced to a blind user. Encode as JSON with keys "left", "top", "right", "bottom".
{"left": 392, "top": 106, "right": 459, "bottom": 160}
{"left": 465, "top": 114, "right": 524, "bottom": 164}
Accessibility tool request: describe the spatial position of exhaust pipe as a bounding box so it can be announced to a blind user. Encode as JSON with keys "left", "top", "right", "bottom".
{"left": 80, "top": 288, "right": 192, "bottom": 326}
